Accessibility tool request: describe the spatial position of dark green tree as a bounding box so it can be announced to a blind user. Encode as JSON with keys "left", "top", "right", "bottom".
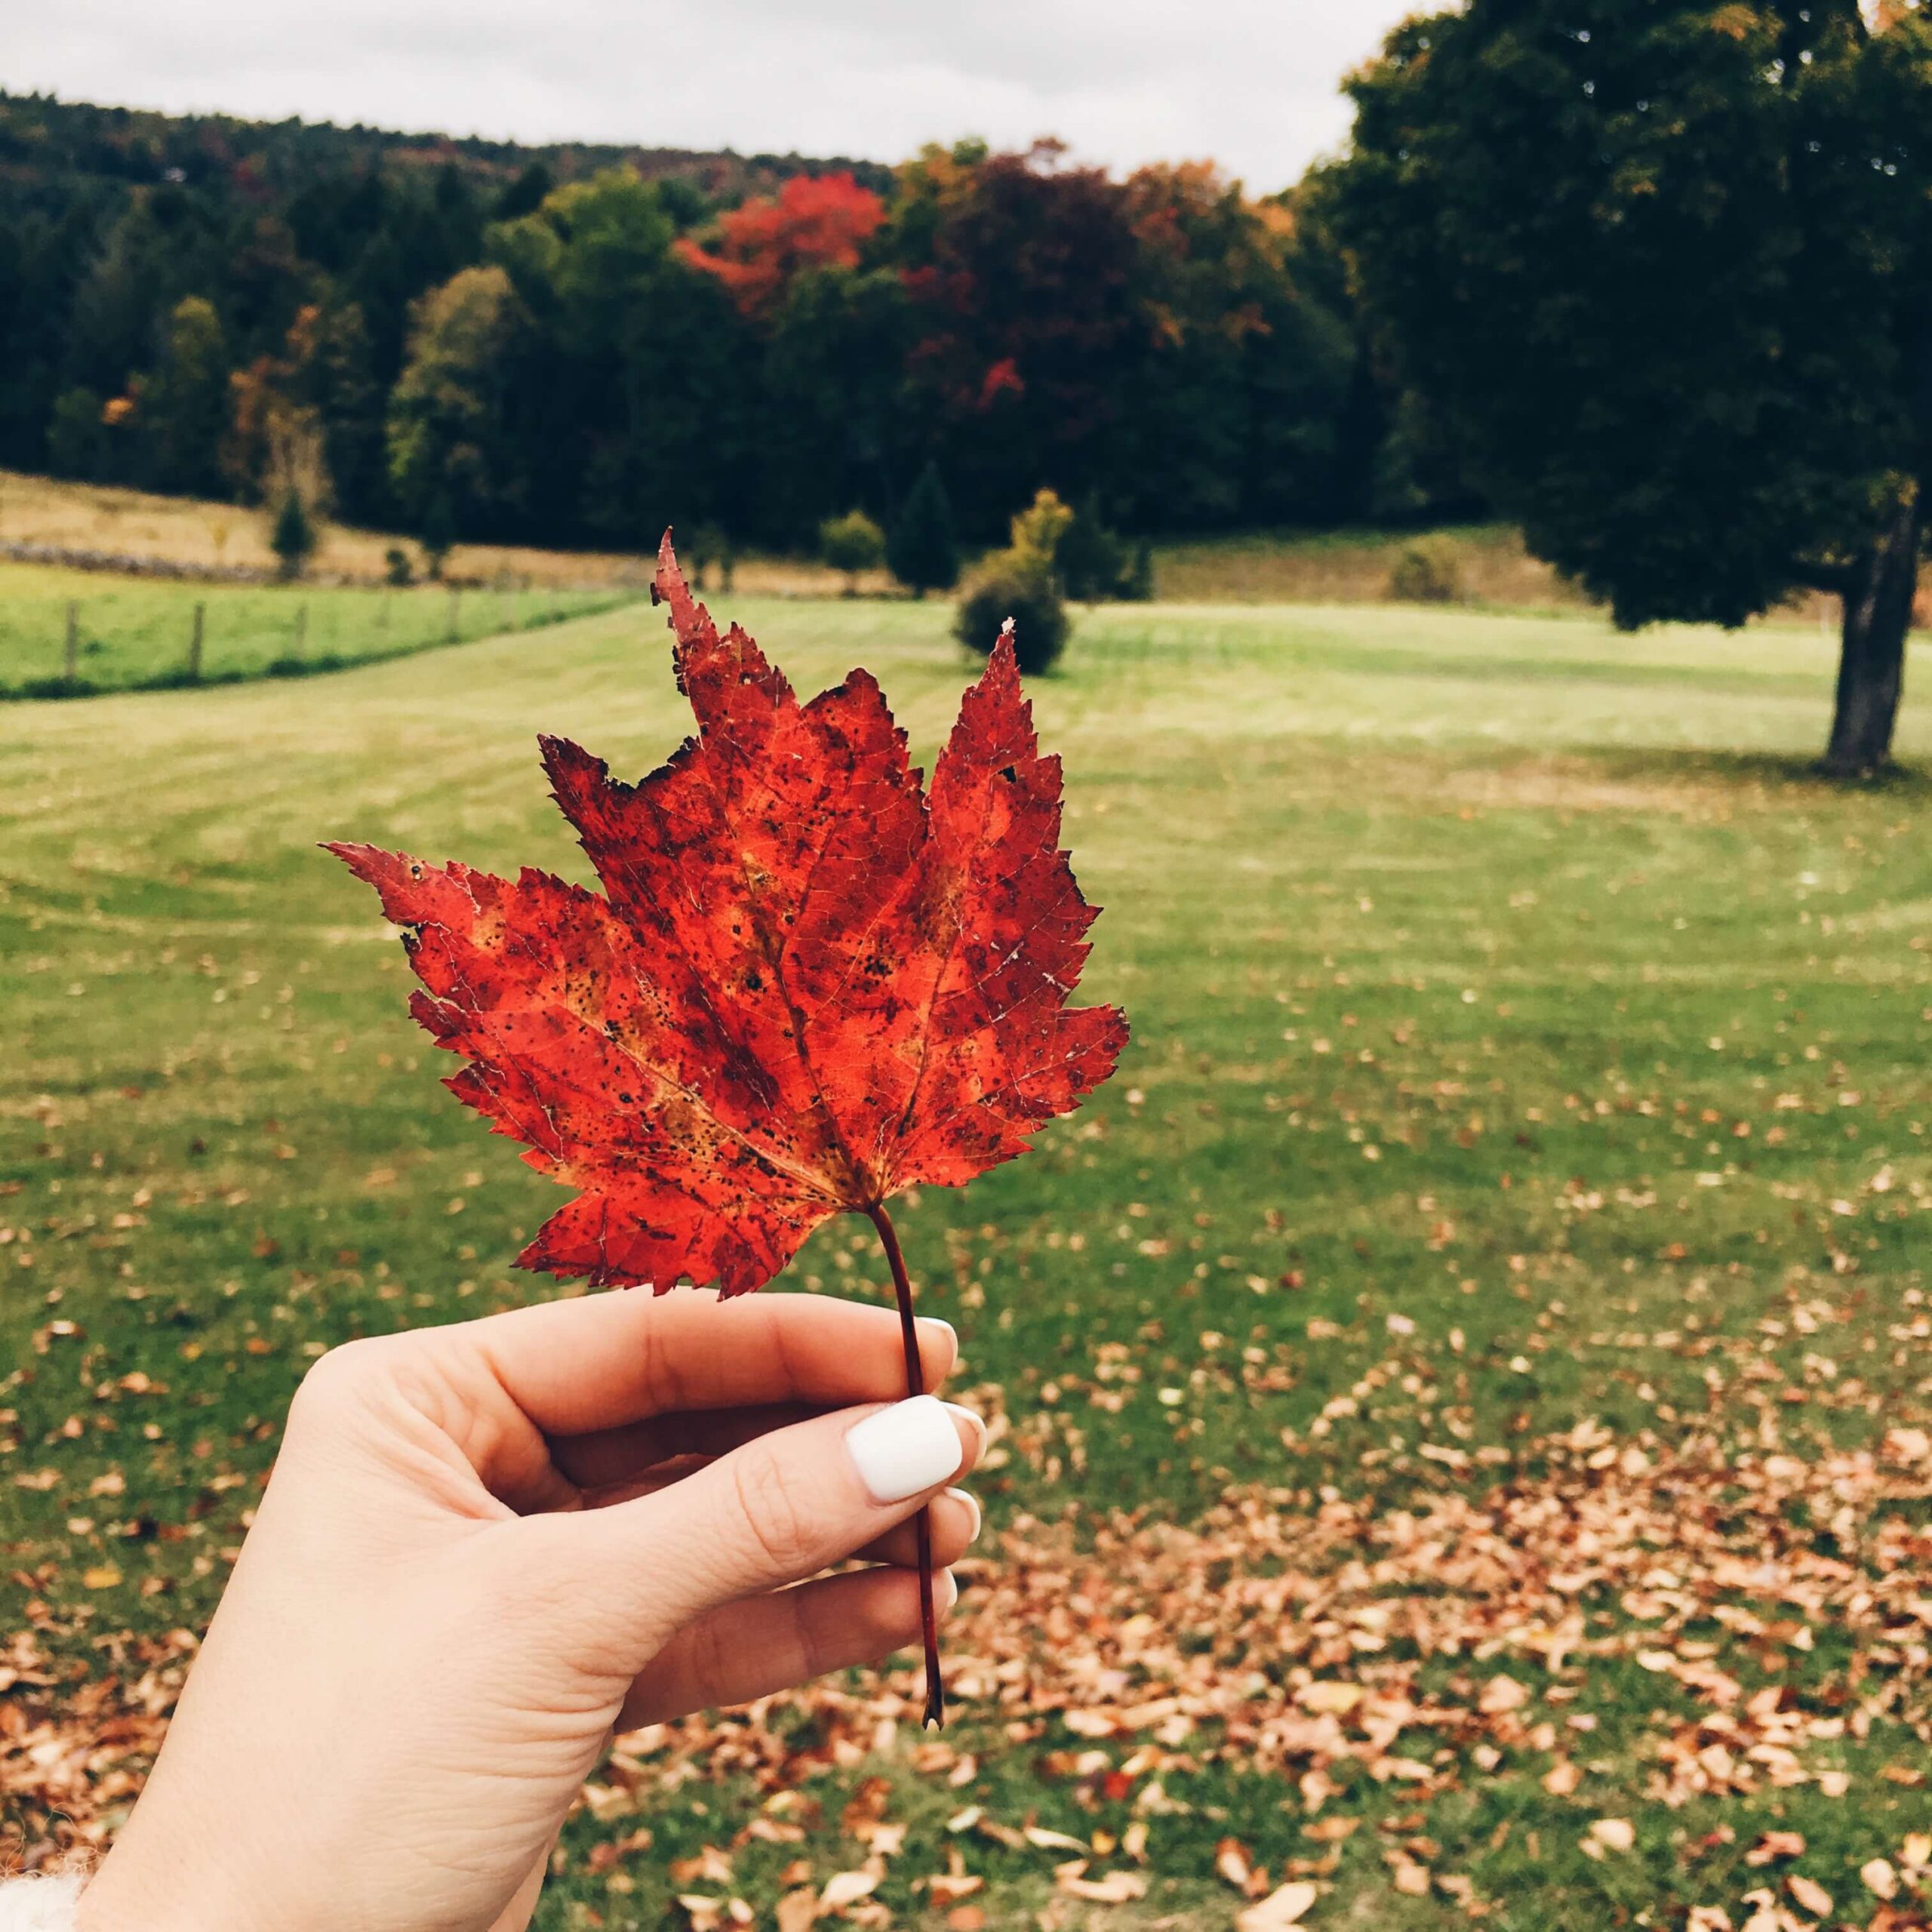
{"left": 886, "top": 461, "right": 959, "bottom": 596}
{"left": 420, "top": 491, "right": 457, "bottom": 581}
{"left": 140, "top": 295, "right": 230, "bottom": 497}
{"left": 1336, "top": 1, "right": 1932, "bottom": 773}
{"left": 1055, "top": 491, "right": 1128, "bottom": 602}
{"left": 45, "top": 387, "right": 109, "bottom": 481}
{"left": 269, "top": 490, "right": 317, "bottom": 580}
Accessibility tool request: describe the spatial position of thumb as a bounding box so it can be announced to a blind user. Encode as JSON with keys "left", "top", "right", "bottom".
{"left": 570, "top": 1395, "right": 983, "bottom": 1640}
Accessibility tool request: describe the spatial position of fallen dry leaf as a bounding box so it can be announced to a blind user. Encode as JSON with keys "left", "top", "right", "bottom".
{"left": 817, "top": 1869, "right": 878, "bottom": 1912}
{"left": 1235, "top": 1880, "right": 1320, "bottom": 1931}
{"left": 1056, "top": 1869, "right": 1146, "bottom": 1904}
{"left": 1786, "top": 1874, "right": 1832, "bottom": 1918}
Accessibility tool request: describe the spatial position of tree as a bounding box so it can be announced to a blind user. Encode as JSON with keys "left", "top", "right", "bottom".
{"left": 141, "top": 296, "right": 230, "bottom": 497}
{"left": 678, "top": 172, "right": 887, "bottom": 315}
{"left": 386, "top": 266, "right": 531, "bottom": 537}
{"left": 1056, "top": 491, "right": 1128, "bottom": 602}
{"left": 1335, "top": 1, "right": 1932, "bottom": 773}
{"left": 270, "top": 490, "right": 317, "bottom": 580}
{"left": 45, "top": 388, "right": 108, "bottom": 481}
{"left": 420, "top": 492, "right": 457, "bottom": 581}
{"left": 886, "top": 461, "right": 959, "bottom": 596}
{"left": 891, "top": 144, "right": 1148, "bottom": 536}
{"left": 820, "top": 509, "right": 886, "bottom": 594}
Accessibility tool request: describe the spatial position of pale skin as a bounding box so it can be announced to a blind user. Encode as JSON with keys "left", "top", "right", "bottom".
{"left": 76, "top": 1289, "right": 984, "bottom": 1932}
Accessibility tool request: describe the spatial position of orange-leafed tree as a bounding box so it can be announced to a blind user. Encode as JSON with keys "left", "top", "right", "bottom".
{"left": 678, "top": 171, "right": 886, "bottom": 315}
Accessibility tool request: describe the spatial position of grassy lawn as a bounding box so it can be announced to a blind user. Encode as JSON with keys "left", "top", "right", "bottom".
{"left": 0, "top": 559, "right": 638, "bottom": 697}
{"left": 6, "top": 595, "right": 1932, "bottom": 1927}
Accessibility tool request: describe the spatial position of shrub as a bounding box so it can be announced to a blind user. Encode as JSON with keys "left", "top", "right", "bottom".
{"left": 1008, "top": 488, "right": 1074, "bottom": 581}
{"left": 384, "top": 546, "right": 415, "bottom": 586}
{"left": 887, "top": 462, "right": 959, "bottom": 598}
{"left": 1388, "top": 535, "right": 1466, "bottom": 604}
{"left": 954, "top": 568, "right": 1069, "bottom": 677}
{"left": 819, "top": 509, "right": 886, "bottom": 595}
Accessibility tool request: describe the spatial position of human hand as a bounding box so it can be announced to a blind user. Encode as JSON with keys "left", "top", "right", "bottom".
{"left": 76, "top": 1290, "right": 983, "bottom": 1932}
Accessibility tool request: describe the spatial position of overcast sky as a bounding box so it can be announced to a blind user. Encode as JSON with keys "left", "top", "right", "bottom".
{"left": 7, "top": 1, "right": 1422, "bottom": 193}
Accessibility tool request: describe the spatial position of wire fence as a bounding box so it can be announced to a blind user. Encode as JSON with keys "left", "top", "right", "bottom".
{"left": 0, "top": 580, "right": 643, "bottom": 700}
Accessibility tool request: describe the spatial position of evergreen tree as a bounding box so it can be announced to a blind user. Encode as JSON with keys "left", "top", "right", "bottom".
{"left": 886, "top": 461, "right": 959, "bottom": 597}
{"left": 1055, "top": 491, "right": 1128, "bottom": 602}
{"left": 420, "top": 491, "right": 457, "bottom": 581}
{"left": 270, "top": 491, "right": 317, "bottom": 580}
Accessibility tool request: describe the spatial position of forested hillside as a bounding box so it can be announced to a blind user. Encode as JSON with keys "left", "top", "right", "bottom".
{"left": 0, "top": 93, "right": 1473, "bottom": 552}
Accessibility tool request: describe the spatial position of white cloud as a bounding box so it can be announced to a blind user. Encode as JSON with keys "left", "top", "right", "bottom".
{"left": 5, "top": 0, "right": 1422, "bottom": 192}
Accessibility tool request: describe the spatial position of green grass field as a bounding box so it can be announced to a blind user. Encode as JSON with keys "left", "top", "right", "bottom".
{"left": 7, "top": 595, "right": 1932, "bottom": 1929}
{"left": 0, "top": 559, "right": 638, "bottom": 697}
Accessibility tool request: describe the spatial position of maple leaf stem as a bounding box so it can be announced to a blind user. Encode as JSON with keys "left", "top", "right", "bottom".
{"left": 866, "top": 1201, "right": 944, "bottom": 1729}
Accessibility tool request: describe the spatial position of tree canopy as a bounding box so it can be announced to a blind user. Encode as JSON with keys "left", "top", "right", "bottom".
{"left": 0, "top": 95, "right": 1455, "bottom": 558}
{"left": 1334, "top": 0, "right": 1932, "bottom": 769}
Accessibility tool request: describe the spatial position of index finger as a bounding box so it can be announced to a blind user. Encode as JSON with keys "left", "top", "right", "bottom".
{"left": 449, "top": 1287, "right": 959, "bottom": 1437}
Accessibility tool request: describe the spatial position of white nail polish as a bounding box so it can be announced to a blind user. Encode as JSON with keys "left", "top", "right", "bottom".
{"left": 937, "top": 1568, "right": 960, "bottom": 1612}
{"left": 940, "top": 1401, "right": 986, "bottom": 1455}
{"left": 846, "top": 1395, "right": 964, "bottom": 1503}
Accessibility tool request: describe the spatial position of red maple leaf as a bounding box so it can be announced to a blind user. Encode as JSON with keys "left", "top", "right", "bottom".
{"left": 328, "top": 534, "right": 1127, "bottom": 1721}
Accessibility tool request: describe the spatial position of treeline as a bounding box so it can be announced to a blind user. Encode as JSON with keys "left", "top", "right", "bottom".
{"left": 0, "top": 92, "right": 1475, "bottom": 552}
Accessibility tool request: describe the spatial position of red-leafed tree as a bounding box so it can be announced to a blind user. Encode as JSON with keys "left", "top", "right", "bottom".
{"left": 679, "top": 171, "right": 887, "bottom": 315}
{"left": 890, "top": 143, "right": 1147, "bottom": 523}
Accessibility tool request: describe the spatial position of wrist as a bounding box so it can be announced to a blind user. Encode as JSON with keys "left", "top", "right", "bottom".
{"left": 75, "top": 1832, "right": 295, "bottom": 1932}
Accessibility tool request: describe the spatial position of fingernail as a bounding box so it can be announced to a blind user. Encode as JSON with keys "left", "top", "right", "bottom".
{"left": 944, "top": 1486, "right": 982, "bottom": 1543}
{"left": 846, "top": 1395, "right": 966, "bottom": 1503}
{"left": 937, "top": 1567, "right": 960, "bottom": 1613}
{"left": 940, "top": 1401, "right": 986, "bottom": 1460}
{"left": 917, "top": 1315, "right": 958, "bottom": 1358}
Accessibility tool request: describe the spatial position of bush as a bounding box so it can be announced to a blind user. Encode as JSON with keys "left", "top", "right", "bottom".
{"left": 819, "top": 509, "right": 886, "bottom": 594}
{"left": 954, "top": 568, "right": 1069, "bottom": 677}
{"left": 1388, "top": 535, "right": 1466, "bottom": 604}
{"left": 384, "top": 546, "right": 415, "bottom": 586}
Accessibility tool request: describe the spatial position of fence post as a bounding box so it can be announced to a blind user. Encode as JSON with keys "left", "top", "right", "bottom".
{"left": 64, "top": 601, "right": 78, "bottom": 681}
{"left": 447, "top": 586, "right": 461, "bottom": 643}
{"left": 188, "top": 602, "right": 205, "bottom": 682}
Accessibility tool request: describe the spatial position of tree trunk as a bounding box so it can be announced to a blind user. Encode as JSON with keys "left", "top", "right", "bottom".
{"left": 1823, "top": 490, "right": 1922, "bottom": 776}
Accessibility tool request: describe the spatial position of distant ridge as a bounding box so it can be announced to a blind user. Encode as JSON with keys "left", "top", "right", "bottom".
{"left": 0, "top": 88, "right": 897, "bottom": 204}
